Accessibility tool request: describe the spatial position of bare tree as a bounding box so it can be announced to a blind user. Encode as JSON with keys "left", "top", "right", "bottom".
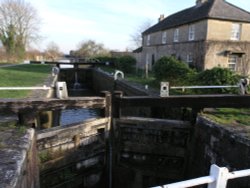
{"left": 73, "top": 40, "right": 110, "bottom": 58}
{"left": 0, "top": 0, "right": 41, "bottom": 60}
{"left": 44, "top": 41, "right": 62, "bottom": 61}
{"left": 130, "top": 20, "right": 153, "bottom": 48}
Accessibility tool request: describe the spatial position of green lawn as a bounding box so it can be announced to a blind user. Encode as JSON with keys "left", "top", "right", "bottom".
{"left": 203, "top": 108, "right": 250, "bottom": 126}
{"left": 0, "top": 64, "right": 51, "bottom": 98}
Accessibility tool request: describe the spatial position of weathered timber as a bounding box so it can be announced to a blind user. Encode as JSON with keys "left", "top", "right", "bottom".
{"left": 0, "top": 97, "right": 105, "bottom": 113}
{"left": 115, "top": 117, "right": 191, "bottom": 129}
{"left": 37, "top": 118, "right": 108, "bottom": 172}
{"left": 113, "top": 116, "right": 192, "bottom": 186}
{"left": 116, "top": 95, "right": 250, "bottom": 109}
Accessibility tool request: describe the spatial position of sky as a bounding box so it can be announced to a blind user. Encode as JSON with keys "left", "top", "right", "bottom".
{"left": 26, "top": 0, "right": 250, "bottom": 53}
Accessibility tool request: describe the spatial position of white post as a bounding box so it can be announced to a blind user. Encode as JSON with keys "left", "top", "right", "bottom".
{"left": 114, "top": 70, "right": 124, "bottom": 80}
{"left": 52, "top": 66, "right": 60, "bottom": 76}
{"left": 160, "top": 82, "right": 169, "bottom": 97}
{"left": 208, "top": 165, "right": 229, "bottom": 188}
{"left": 56, "top": 82, "right": 68, "bottom": 99}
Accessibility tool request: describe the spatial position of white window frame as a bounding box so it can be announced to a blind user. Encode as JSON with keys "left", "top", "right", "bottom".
{"left": 228, "top": 55, "right": 238, "bottom": 71}
{"left": 146, "top": 53, "right": 149, "bottom": 65}
{"left": 147, "top": 35, "right": 151, "bottom": 46}
{"left": 187, "top": 53, "right": 193, "bottom": 64}
{"left": 174, "top": 28, "right": 179, "bottom": 42}
{"left": 188, "top": 25, "right": 195, "bottom": 41}
{"left": 231, "top": 23, "right": 241, "bottom": 40}
{"left": 162, "top": 31, "right": 167, "bottom": 44}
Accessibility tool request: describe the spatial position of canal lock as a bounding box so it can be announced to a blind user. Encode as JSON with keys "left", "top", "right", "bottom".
{"left": 38, "top": 68, "right": 106, "bottom": 188}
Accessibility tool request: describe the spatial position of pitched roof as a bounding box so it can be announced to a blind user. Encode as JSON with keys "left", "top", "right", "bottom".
{"left": 143, "top": 0, "right": 250, "bottom": 34}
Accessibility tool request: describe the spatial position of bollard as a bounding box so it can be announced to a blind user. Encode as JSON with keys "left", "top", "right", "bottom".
{"left": 160, "top": 82, "right": 169, "bottom": 97}
{"left": 114, "top": 70, "right": 124, "bottom": 80}
{"left": 52, "top": 66, "right": 60, "bottom": 76}
{"left": 56, "top": 82, "right": 68, "bottom": 99}
{"left": 239, "top": 78, "right": 249, "bottom": 95}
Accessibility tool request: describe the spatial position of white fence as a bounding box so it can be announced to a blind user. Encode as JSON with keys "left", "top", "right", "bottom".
{"left": 152, "top": 164, "right": 250, "bottom": 188}
{"left": 0, "top": 86, "right": 51, "bottom": 90}
{"left": 160, "top": 79, "right": 249, "bottom": 97}
{"left": 171, "top": 85, "right": 239, "bottom": 90}
{"left": 0, "top": 85, "right": 51, "bottom": 90}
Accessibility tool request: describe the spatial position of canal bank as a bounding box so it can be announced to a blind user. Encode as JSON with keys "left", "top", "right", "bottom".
{"left": 0, "top": 66, "right": 249, "bottom": 188}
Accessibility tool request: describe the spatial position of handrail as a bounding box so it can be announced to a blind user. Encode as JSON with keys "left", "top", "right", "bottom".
{"left": 0, "top": 85, "right": 51, "bottom": 90}
{"left": 171, "top": 85, "right": 239, "bottom": 89}
{"left": 160, "top": 79, "right": 249, "bottom": 96}
{"left": 152, "top": 164, "right": 250, "bottom": 188}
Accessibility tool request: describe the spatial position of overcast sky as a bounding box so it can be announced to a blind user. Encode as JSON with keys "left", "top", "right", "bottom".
{"left": 27, "top": 0, "right": 250, "bottom": 53}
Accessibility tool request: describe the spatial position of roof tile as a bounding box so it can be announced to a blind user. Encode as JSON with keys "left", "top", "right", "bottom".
{"left": 143, "top": 0, "right": 250, "bottom": 34}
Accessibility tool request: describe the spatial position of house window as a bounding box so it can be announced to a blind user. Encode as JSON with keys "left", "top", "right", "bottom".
{"left": 162, "top": 31, "right": 167, "bottom": 44}
{"left": 146, "top": 53, "right": 149, "bottom": 65}
{"left": 187, "top": 53, "right": 193, "bottom": 64}
{"left": 228, "top": 55, "right": 238, "bottom": 71}
{"left": 174, "top": 28, "right": 179, "bottom": 42}
{"left": 231, "top": 23, "right": 241, "bottom": 40}
{"left": 147, "top": 35, "right": 151, "bottom": 46}
{"left": 188, "top": 25, "right": 195, "bottom": 41}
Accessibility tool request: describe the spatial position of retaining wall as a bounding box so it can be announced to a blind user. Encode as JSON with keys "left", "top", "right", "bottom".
{"left": 0, "top": 127, "right": 39, "bottom": 188}
{"left": 190, "top": 116, "right": 250, "bottom": 188}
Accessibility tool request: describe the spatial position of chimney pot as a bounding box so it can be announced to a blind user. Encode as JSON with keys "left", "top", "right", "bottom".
{"left": 196, "top": 0, "right": 208, "bottom": 6}
{"left": 158, "top": 14, "right": 165, "bottom": 22}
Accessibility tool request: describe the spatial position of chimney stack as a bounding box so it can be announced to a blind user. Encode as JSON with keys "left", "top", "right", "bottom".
{"left": 196, "top": 0, "right": 208, "bottom": 6}
{"left": 158, "top": 14, "right": 165, "bottom": 22}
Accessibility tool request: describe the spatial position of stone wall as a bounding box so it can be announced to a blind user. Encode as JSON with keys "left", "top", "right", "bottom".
{"left": 0, "top": 127, "right": 39, "bottom": 188}
{"left": 92, "top": 68, "right": 158, "bottom": 96}
{"left": 190, "top": 116, "right": 250, "bottom": 187}
{"left": 91, "top": 68, "right": 115, "bottom": 93}
{"left": 207, "top": 20, "right": 250, "bottom": 41}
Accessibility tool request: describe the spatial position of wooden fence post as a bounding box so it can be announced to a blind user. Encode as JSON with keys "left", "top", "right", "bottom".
{"left": 113, "top": 91, "right": 123, "bottom": 118}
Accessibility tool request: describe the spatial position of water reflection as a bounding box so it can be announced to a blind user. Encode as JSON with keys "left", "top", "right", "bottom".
{"left": 60, "top": 108, "right": 101, "bottom": 126}
{"left": 60, "top": 83, "right": 101, "bottom": 126}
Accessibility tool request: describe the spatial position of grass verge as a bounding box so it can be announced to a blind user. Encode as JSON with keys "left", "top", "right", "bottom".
{"left": 0, "top": 64, "right": 51, "bottom": 98}
{"left": 203, "top": 108, "right": 250, "bottom": 126}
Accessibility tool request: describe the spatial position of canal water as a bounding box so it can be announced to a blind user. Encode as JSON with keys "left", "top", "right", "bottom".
{"left": 60, "top": 87, "right": 101, "bottom": 126}
{"left": 40, "top": 74, "right": 104, "bottom": 188}
{"left": 38, "top": 78, "right": 101, "bottom": 130}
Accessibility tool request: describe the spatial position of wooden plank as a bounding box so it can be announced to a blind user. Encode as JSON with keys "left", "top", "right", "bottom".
{"left": 117, "top": 95, "right": 250, "bottom": 109}
{"left": 0, "top": 97, "right": 105, "bottom": 113}
{"left": 115, "top": 117, "right": 191, "bottom": 129}
{"left": 37, "top": 118, "right": 108, "bottom": 140}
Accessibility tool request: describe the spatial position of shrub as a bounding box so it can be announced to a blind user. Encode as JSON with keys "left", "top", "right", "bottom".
{"left": 116, "top": 55, "right": 136, "bottom": 73}
{"left": 96, "top": 56, "right": 117, "bottom": 66}
{"left": 152, "top": 56, "right": 195, "bottom": 85}
{"left": 195, "top": 67, "right": 240, "bottom": 93}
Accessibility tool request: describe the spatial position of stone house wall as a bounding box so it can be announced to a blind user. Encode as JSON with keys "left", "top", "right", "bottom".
{"left": 140, "top": 19, "right": 250, "bottom": 74}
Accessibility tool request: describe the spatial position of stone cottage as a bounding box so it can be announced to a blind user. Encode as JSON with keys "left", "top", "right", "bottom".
{"left": 140, "top": 0, "right": 250, "bottom": 75}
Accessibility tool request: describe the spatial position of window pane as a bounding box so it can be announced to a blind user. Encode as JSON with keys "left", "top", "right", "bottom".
{"left": 162, "top": 31, "right": 167, "bottom": 44}
{"left": 228, "top": 55, "right": 237, "bottom": 71}
{"left": 147, "top": 35, "right": 150, "bottom": 45}
{"left": 189, "top": 25, "right": 195, "bottom": 41}
{"left": 231, "top": 23, "right": 241, "bottom": 40}
{"left": 174, "top": 29, "right": 179, "bottom": 42}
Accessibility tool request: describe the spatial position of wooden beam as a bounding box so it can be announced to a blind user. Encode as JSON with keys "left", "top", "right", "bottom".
{"left": 0, "top": 97, "right": 106, "bottom": 113}
{"left": 116, "top": 95, "right": 250, "bottom": 109}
